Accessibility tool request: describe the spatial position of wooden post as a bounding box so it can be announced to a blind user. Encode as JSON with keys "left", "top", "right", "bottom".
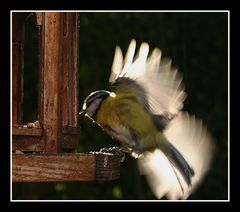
{"left": 41, "top": 13, "right": 62, "bottom": 153}
{"left": 61, "top": 13, "right": 80, "bottom": 151}
{"left": 62, "top": 13, "right": 79, "bottom": 127}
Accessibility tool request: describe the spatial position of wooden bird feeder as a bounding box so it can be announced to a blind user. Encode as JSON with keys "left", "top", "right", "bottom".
{"left": 12, "top": 12, "right": 123, "bottom": 182}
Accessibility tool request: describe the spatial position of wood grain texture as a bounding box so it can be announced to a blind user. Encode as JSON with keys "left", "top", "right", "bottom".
{"left": 12, "top": 126, "right": 42, "bottom": 136}
{"left": 61, "top": 13, "right": 79, "bottom": 127}
{"left": 12, "top": 12, "right": 80, "bottom": 153}
{"left": 12, "top": 152, "right": 122, "bottom": 182}
{"left": 12, "top": 136, "right": 43, "bottom": 152}
{"left": 42, "top": 12, "right": 62, "bottom": 153}
{"left": 62, "top": 125, "right": 81, "bottom": 135}
{"left": 95, "top": 153, "right": 121, "bottom": 181}
{"left": 62, "top": 135, "right": 78, "bottom": 150}
{"left": 12, "top": 136, "right": 79, "bottom": 152}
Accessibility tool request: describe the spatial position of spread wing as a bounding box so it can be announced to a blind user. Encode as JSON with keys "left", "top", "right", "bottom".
{"left": 109, "top": 39, "right": 186, "bottom": 117}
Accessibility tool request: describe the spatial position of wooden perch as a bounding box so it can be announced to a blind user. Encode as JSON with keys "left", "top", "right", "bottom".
{"left": 12, "top": 152, "right": 123, "bottom": 182}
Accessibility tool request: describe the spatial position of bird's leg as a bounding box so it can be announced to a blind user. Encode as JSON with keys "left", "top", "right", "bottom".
{"left": 118, "top": 146, "right": 133, "bottom": 154}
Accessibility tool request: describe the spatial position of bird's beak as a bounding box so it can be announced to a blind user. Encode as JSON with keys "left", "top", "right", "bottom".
{"left": 79, "top": 110, "right": 86, "bottom": 115}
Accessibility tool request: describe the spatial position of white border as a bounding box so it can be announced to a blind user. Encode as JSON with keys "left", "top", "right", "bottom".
{"left": 10, "top": 10, "right": 230, "bottom": 202}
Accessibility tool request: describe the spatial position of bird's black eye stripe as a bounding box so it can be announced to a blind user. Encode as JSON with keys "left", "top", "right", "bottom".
{"left": 86, "top": 91, "right": 110, "bottom": 108}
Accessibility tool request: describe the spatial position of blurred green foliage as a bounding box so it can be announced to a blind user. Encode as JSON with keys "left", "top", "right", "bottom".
{"left": 12, "top": 12, "right": 228, "bottom": 200}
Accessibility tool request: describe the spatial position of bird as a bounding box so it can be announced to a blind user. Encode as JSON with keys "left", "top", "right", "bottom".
{"left": 79, "top": 39, "right": 214, "bottom": 200}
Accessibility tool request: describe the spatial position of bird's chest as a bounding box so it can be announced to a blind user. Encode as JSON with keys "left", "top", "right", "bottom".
{"left": 95, "top": 97, "right": 157, "bottom": 152}
{"left": 96, "top": 106, "right": 136, "bottom": 148}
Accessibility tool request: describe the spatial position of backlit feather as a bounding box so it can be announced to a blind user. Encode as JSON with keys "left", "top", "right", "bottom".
{"left": 110, "top": 40, "right": 186, "bottom": 116}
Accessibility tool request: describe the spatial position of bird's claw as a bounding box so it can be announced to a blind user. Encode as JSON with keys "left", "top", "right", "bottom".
{"left": 100, "top": 146, "right": 128, "bottom": 162}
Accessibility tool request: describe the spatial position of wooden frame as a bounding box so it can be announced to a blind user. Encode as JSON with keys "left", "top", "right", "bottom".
{"left": 12, "top": 12, "right": 123, "bottom": 182}
{"left": 12, "top": 12, "right": 80, "bottom": 153}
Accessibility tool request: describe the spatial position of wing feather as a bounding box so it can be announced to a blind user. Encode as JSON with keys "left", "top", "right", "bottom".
{"left": 109, "top": 46, "right": 123, "bottom": 83}
{"left": 109, "top": 39, "right": 186, "bottom": 116}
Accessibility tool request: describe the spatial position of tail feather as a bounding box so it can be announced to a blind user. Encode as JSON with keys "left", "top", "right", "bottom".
{"left": 138, "top": 112, "right": 214, "bottom": 199}
{"left": 165, "top": 141, "right": 195, "bottom": 187}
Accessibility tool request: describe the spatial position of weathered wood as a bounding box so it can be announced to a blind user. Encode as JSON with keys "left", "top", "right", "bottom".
{"left": 12, "top": 136, "right": 78, "bottom": 152}
{"left": 12, "top": 153, "right": 122, "bottom": 182}
{"left": 59, "top": 13, "right": 80, "bottom": 151}
{"left": 12, "top": 136, "right": 43, "bottom": 152}
{"left": 12, "top": 126, "right": 42, "bottom": 136}
{"left": 12, "top": 153, "right": 95, "bottom": 182}
{"left": 11, "top": 12, "right": 122, "bottom": 183}
{"left": 62, "top": 13, "right": 69, "bottom": 126}
{"left": 42, "top": 13, "right": 62, "bottom": 153}
{"left": 12, "top": 136, "right": 79, "bottom": 152}
{"left": 62, "top": 135, "right": 78, "bottom": 150}
{"left": 12, "top": 12, "right": 80, "bottom": 153}
{"left": 12, "top": 126, "right": 80, "bottom": 151}
{"left": 95, "top": 153, "right": 121, "bottom": 181}
{"left": 62, "top": 125, "right": 81, "bottom": 135}
{"left": 62, "top": 125, "right": 80, "bottom": 150}
{"left": 61, "top": 13, "right": 79, "bottom": 128}
{"left": 69, "top": 13, "right": 79, "bottom": 127}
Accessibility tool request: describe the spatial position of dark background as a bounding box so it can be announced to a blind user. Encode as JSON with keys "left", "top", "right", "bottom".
{"left": 12, "top": 12, "right": 228, "bottom": 200}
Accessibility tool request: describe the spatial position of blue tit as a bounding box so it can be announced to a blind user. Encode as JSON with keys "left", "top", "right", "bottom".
{"left": 80, "top": 39, "right": 214, "bottom": 199}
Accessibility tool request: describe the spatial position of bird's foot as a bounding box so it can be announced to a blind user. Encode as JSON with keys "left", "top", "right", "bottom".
{"left": 100, "top": 146, "right": 130, "bottom": 162}
{"left": 131, "top": 151, "right": 143, "bottom": 159}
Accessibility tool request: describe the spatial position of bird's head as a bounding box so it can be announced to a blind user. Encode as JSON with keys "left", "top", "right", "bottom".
{"left": 79, "top": 90, "right": 116, "bottom": 120}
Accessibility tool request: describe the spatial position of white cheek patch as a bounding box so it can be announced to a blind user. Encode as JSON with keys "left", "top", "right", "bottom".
{"left": 85, "top": 113, "right": 95, "bottom": 123}
{"left": 110, "top": 92, "right": 116, "bottom": 97}
{"left": 82, "top": 103, "right": 87, "bottom": 110}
